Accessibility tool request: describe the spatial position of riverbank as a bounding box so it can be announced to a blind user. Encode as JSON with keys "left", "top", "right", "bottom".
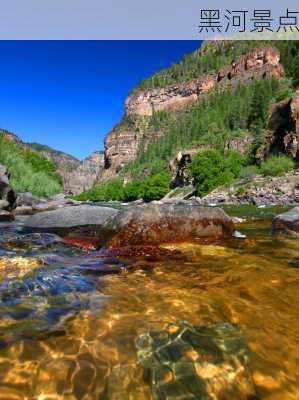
{"left": 198, "top": 170, "right": 299, "bottom": 206}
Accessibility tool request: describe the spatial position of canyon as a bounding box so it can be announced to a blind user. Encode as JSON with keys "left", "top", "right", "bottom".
{"left": 100, "top": 45, "right": 285, "bottom": 180}
{"left": 0, "top": 129, "right": 104, "bottom": 194}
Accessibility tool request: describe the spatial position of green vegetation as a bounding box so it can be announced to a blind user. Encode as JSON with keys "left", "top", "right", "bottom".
{"left": 134, "top": 41, "right": 299, "bottom": 92}
{"left": 238, "top": 165, "right": 259, "bottom": 180}
{"left": 236, "top": 186, "right": 246, "bottom": 196}
{"left": 73, "top": 171, "right": 171, "bottom": 203}
{"left": 76, "top": 41, "right": 299, "bottom": 202}
{"left": 142, "top": 171, "right": 171, "bottom": 201}
{"left": 127, "top": 78, "right": 281, "bottom": 178}
{"left": 28, "top": 142, "right": 79, "bottom": 161}
{"left": 134, "top": 41, "right": 255, "bottom": 91}
{"left": 72, "top": 178, "right": 124, "bottom": 202}
{"left": 189, "top": 150, "right": 246, "bottom": 196}
{"left": 260, "top": 155, "right": 295, "bottom": 177}
{"left": 274, "top": 88, "right": 294, "bottom": 103}
{"left": 0, "top": 134, "right": 63, "bottom": 196}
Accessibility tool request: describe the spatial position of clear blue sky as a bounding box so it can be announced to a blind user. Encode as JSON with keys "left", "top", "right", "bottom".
{"left": 0, "top": 41, "right": 202, "bottom": 160}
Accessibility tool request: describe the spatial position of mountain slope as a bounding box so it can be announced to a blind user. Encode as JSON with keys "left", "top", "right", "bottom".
{"left": 28, "top": 142, "right": 104, "bottom": 194}
{"left": 99, "top": 41, "right": 299, "bottom": 182}
{"left": 0, "top": 129, "right": 63, "bottom": 197}
{"left": 0, "top": 129, "right": 104, "bottom": 195}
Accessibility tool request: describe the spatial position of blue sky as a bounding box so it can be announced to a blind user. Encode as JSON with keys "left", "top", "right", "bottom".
{"left": 0, "top": 41, "right": 201, "bottom": 160}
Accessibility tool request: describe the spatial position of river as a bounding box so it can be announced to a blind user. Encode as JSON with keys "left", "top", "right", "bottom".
{"left": 0, "top": 205, "right": 298, "bottom": 400}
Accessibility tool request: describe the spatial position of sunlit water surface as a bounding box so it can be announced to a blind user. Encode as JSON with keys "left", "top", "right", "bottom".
{"left": 0, "top": 206, "right": 298, "bottom": 400}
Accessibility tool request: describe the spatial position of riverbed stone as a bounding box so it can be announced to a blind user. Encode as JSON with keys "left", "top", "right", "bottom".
{"left": 0, "top": 210, "right": 14, "bottom": 222}
{"left": 14, "top": 205, "right": 35, "bottom": 216}
{"left": 25, "top": 204, "right": 119, "bottom": 236}
{"left": 16, "top": 192, "right": 43, "bottom": 207}
{"left": 273, "top": 206, "right": 299, "bottom": 233}
{"left": 0, "top": 200, "right": 9, "bottom": 210}
{"left": 103, "top": 201, "right": 234, "bottom": 247}
{"left": 136, "top": 321, "right": 256, "bottom": 400}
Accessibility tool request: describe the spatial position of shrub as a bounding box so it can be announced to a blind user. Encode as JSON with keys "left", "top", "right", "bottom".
{"left": 239, "top": 165, "right": 259, "bottom": 180}
{"left": 142, "top": 171, "right": 171, "bottom": 202}
{"left": 189, "top": 149, "right": 246, "bottom": 197}
{"left": 225, "top": 151, "right": 247, "bottom": 177}
{"left": 123, "top": 180, "right": 144, "bottom": 202}
{"left": 236, "top": 186, "right": 246, "bottom": 196}
{"left": 73, "top": 178, "right": 125, "bottom": 202}
{"left": 260, "top": 155, "right": 295, "bottom": 177}
{"left": 189, "top": 150, "right": 230, "bottom": 196}
{"left": 74, "top": 172, "right": 171, "bottom": 203}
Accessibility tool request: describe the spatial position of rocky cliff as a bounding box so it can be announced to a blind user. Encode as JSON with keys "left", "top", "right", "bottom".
{"left": 63, "top": 151, "right": 104, "bottom": 194}
{"left": 171, "top": 88, "right": 299, "bottom": 187}
{"left": 28, "top": 143, "right": 104, "bottom": 194}
{"left": 101, "top": 45, "right": 284, "bottom": 180}
{"left": 256, "top": 89, "right": 299, "bottom": 162}
{"left": 1, "top": 131, "right": 104, "bottom": 194}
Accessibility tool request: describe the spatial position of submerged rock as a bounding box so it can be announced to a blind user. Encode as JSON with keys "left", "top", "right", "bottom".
{"left": 273, "top": 206, "right": 299, "bottom": 233}
{"left": 136, "top": 321, "right": 256, "bottom": 400}
{"left": 104, "top": 201, "right": 234, "bottom": 247}
{"left": 24, "top": 204, "right": 119, "bottom": 236}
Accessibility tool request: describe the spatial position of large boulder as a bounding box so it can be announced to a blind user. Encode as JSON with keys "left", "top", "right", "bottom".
{"left": 24, "top": 204, "right": 119, "bottom": 236}
{"left": 0, "top": 164, "right": 17, "bottom": 212}
{"left": 273, "top": 206, "right": 299, "bottom": 233}
{"left": 103, "top": 201, "right": 234, "bottom": 247}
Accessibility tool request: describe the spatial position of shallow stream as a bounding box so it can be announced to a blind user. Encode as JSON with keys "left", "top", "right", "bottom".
{"left": 0, "top": 206, "right": 298, "bottom": 400}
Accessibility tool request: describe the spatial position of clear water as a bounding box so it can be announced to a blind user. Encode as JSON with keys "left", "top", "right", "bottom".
{"left": 0, "top": 206, "right": 298, "bottom": 400}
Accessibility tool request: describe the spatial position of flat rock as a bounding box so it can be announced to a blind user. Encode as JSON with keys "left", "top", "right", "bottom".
{"left": 273, "top": 206, "right": 299, "bottom": 233}
{"left": 25, "top": 204, "right": 119, "bottom": 236}
{"left": 103, "top": 201, "right": 234, "bottom": 247}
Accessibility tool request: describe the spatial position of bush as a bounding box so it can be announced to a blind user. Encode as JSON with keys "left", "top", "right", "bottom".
{"left": 239, "top": 165, "right": 259, "bottom": 180}
{"left": 123, "top": 180, "right": 144, "bottom": 202}
{"left": 236, "top": 186, "right": 246, "bottom": 196}
{"left": 225, "top": 151, "right": 247, "bottom": 177}
{"left": 74, "top": 172, "right": 171, "bottom": 203}
{"left": 260, "top": 155, "right": 295, "bottom": 177}
{"left": 189, "top": 149, "right": 242, "bottom": 197}
{"left": 73, "top": 178, "right": 125, "bottom": 202}
{"left": 142, "top": 171, "right": 171, "bottom": 202}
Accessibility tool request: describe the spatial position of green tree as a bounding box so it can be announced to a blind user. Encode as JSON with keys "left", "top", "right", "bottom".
{"left": 142, "top": 171, "right": 171, "bottom": 202}
{"left": 123, "top": 180, "right": 144, "bottom": 202}
{"left": 189, "top": 149, "right": 246, "bottom": 197}
{"left": 189, "top": 150, "right": 233, "bottom": 196}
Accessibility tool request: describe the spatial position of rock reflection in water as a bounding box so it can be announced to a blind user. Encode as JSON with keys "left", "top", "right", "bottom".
{"left": 0, "top": 217, "right": 298, "bottom": 399}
